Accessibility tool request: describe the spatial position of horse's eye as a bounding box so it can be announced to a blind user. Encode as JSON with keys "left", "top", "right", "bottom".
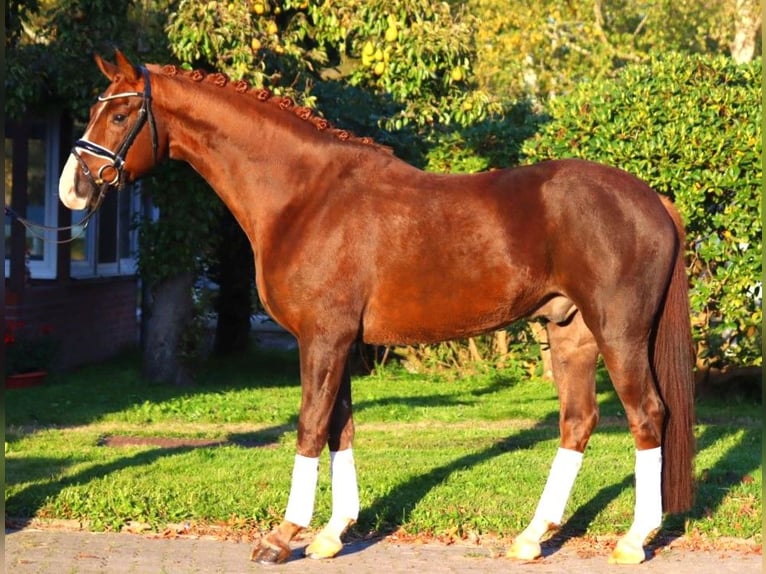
{"left": 112, "top": 113, "right": 128, "bottom": 125}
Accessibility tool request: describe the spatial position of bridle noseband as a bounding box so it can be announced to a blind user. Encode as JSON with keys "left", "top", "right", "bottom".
{"left": 72, "top": 66, "right": 159, "bottom": 209}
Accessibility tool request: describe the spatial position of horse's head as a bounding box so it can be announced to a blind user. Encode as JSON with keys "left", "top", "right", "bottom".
{"left": 59, "top": 50, "right": 161, "bottom": 211}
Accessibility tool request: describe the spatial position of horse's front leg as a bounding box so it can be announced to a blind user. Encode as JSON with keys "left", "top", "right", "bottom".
{"left": 250, "top": 335, "right": 353, "bottom": 565}
{"left": 304, "top": 367, "right": 358, "bottom": 559}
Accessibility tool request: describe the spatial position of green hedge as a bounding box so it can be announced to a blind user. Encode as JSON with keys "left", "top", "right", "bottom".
{"left": 522, "top": 53, "right": 762, "bottom": 369}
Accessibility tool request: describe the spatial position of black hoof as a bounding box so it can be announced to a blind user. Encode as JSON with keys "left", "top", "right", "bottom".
{"left": 251, "top": 542, "right": 291, "bottom": 565}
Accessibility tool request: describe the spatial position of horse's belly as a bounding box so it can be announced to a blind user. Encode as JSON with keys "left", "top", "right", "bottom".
{"left": 361, "top": 288, "right": 530, "bottom": 346}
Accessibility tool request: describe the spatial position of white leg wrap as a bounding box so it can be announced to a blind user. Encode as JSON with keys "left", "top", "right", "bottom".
{"left": 533, "top": 448, "right": 583, "bottom": 526}
{"left": 326, "top": 449, "right": 359, "bottom": 533}
{"left": 285, "top": 454, "right": 319, "bottom": 527}
{"left": 628, "top": 447, "right": 663, "bottom": 540}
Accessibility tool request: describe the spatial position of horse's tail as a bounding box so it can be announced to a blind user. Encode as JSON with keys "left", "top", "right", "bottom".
{"left": 654, "top": 195, "right": 696, "bottom": 514}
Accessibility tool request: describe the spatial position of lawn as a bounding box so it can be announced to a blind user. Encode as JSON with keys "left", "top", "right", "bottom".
{"left": 4, "top": 348, "right": 762, "bottom": 545}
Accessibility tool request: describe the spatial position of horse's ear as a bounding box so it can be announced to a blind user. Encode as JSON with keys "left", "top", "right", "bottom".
{"left": 94, "top": 53, "right": 120, "bottom": 81}
{"left": 94, "top": 50, "right": 140, "bottom": 82}
{"left": 114, "top": 49, "right": 140, "bottom": 81}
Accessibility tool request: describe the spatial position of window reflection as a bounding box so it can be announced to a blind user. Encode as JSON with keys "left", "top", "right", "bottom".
{"left": 26, "top": 124, "right": 47, "bottom": 261}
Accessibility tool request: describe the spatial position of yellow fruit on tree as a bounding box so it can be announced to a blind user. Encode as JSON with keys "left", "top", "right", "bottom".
{"left": 373, "top": 61, "right": 385, "bottom": 75}
{"left": 251, "top": 38, "right": 262, "bottom": 51}
{"left": 450, "top": 67, "right": 464, "bottom": 82}
{"left": 362, "top": 41, "right": 375, "bottom": 57}
{"left": 385, "top": 25, "right": 398, "bottom": 43}
{"left": 253, "top": 1, "right": 264, "bottom": 15}
{"left": 266, "top": 20, "right": 278, "bottom": 35}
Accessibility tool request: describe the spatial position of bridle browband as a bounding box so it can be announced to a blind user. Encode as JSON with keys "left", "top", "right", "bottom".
{"left": 72, "top": 65, "right": 159, "bottom": 210}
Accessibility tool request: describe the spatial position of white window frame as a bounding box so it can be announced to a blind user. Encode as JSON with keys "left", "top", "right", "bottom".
{"left": 36, "top": 116, "right": 61, "bottom": 279}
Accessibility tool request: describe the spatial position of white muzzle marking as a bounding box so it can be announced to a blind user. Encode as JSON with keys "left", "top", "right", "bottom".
{"left": 58, "top": 154, "right": 88, "bottom": 210}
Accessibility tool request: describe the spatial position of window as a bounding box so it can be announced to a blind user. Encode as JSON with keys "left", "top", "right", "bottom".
{"left": 70, "top": 182, "right": 140, "bottom": 277}
{"left": 4, "top": 116, "right": 60, "bottom": 279}
{"left": 4, "top": 115, "right": 138, "bottom": 280}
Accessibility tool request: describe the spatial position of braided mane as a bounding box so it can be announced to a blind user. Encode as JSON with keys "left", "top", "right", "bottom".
{"left": 156, "top": 64, "right": 389, "bottom": 152}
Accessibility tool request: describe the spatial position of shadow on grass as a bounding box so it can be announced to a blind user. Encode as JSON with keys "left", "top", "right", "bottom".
{"left": 356, "top": 409, "right": 561, "bottom": 537}
{"left": 4, "top": 420, "right": 297, "bottom": 523}
{"left": 353, "top": 370, "right": 525, "bottom": 413}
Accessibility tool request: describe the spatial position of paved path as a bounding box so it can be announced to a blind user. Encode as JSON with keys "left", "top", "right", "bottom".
{"left": 5, "top": 527, "right": 762, "bottom": 574}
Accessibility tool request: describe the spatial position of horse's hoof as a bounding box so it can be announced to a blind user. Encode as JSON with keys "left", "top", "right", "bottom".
{"left": 251, "top": 541, "right": 291, "bottom": 565}
{"left": 305, "top": 531, "right": 343, "bottom": 560}
{"left": 608, "top": 538, "right": 646, "bottom": 565}
{"left": 506, "top": 537, "right": 542, "bottom": 561}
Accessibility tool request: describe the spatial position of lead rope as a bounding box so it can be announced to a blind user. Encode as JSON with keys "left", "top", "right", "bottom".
{"left": 4, "top": 181, "right": 109, "bottom": 245}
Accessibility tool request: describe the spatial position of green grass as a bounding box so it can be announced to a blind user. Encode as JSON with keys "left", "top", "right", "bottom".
{"left": 5, "top": 348, "right": 761, "bottom": 544}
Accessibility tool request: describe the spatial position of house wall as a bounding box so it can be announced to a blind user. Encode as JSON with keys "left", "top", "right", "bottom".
{"left": 5, "top": 277, "right": 139, "bottom": 372}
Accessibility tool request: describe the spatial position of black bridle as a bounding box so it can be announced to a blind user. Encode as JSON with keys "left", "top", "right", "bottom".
{"left": 72, "top": 65, "right": 159, "bottom": 210}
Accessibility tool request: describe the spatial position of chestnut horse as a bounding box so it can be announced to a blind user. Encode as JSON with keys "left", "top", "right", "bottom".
{"left": 60, "top": 51, "right": 695, "bottom": 565}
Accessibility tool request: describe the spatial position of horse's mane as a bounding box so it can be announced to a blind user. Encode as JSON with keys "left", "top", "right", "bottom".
{"left": 154, "top": 64, "right": 391, "bottom": 153}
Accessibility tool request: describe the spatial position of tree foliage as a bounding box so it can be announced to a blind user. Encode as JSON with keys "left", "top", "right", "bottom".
{"left": 165, "top": 0, "right": 496, "bottom": 132}
{"left": 5, "top": 0, "right": 173, "bottom": 119}
{"left": 467, "top": 0, "right": 762, "bottom": 102}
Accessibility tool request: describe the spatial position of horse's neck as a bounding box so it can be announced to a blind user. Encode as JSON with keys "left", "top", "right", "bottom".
{"left": 156, "top": 77, "right": 325, "bottom": 238}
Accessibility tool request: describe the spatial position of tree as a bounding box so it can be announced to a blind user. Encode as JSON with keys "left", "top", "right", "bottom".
{"left": 165, "top": 0, "right": 497, "bottom": 133}
{"left": 210, "top": 210, "right": 255, "bottom": 356}
{"left": 136, "top": 163, "right": 222, "bottom": 384}
{"left": 6, "top": 0, "right": 139, "bottom": 118}
{"left": 729, "top": 0, "right": 762, "bottom": 63}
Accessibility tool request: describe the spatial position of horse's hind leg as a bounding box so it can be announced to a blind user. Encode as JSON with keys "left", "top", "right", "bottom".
{"left": 508, "top": 312, "right": 599, "bottom": 560}
{"left": 599, "top": 339, "right": 665, "bottom": 565}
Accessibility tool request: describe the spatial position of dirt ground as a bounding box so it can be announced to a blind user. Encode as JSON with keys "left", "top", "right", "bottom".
{"left": 5, "top": 519, "right": 762, "bottom": 574}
